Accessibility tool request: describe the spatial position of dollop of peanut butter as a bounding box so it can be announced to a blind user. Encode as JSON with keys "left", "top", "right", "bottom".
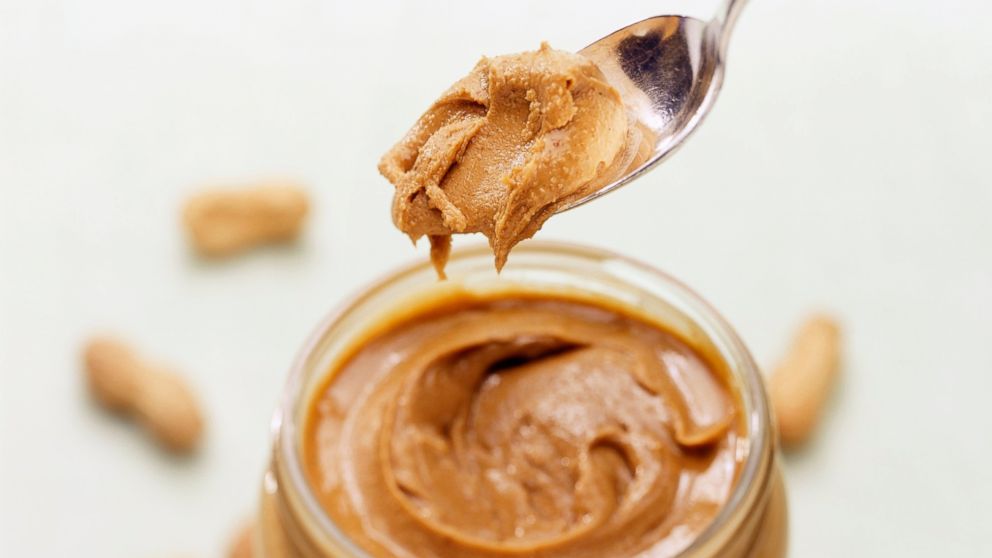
{"left": 305, "top": 295, "right": 745, "bottom": 558}
{"left": 379, "top": 44, "right": 629, "bottom": 276}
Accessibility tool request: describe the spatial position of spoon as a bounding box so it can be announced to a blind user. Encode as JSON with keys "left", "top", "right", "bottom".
{"left": 562, "top": 0, "right": 747, "bottom": 211}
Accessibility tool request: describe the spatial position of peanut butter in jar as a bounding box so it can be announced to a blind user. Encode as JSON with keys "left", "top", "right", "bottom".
{"left": 253, "top": 243, "right": 787, "bottom": 558}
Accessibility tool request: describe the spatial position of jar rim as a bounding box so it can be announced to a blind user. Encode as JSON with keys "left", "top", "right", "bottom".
{"left": 273, "top": 240, "right": 773, "bottom": 557}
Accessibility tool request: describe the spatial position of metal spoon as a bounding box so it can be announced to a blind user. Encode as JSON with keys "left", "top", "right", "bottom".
{"left": 562, "top": 0, "right": 747, "bottom": 211}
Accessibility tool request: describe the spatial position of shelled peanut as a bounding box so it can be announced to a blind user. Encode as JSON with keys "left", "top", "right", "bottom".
{"left": 183, "top": 182, "right": 309, "bottom": 257}
{"left": 769, "top": 314, "right": 842, "bottom": 447}
{"left": 83, "top": 337, "right": 204, "bottom": 453}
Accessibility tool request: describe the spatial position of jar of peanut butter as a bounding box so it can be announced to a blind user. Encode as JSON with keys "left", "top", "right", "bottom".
{"left": 253, "top": 242, "right": 787, "bottom": 558}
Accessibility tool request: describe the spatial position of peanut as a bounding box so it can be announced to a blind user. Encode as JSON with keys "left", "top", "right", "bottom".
{"left": 183, "top": 182, "right": 309, "bottom": 257}
{"left": 83, "top": 337, "right": 204, "bottom": 453}
{"left": 228, "top": 521, "right": 256, "bottom": 558}
{"left": 769, "top": 314, "right": 842, "bottom": 448}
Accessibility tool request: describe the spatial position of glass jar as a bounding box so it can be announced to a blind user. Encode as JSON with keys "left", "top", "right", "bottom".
{"left": 254, "top": 241, "right": 787, "bottom": 558}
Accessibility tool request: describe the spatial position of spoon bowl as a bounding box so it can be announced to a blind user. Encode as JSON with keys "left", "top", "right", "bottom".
{"left": 563, "top": 0, "right": 746, "bottom": 211}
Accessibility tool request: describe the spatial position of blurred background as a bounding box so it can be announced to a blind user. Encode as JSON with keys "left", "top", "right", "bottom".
{"left": 1, "top": 0, "right": 990, "bottom": 556}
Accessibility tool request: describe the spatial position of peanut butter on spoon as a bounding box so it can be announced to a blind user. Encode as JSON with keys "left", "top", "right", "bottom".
{"left": 379, "top": 43, "right": 629, "bottom": 276}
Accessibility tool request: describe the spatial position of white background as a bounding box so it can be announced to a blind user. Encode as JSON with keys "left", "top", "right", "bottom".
{"left": 1, "top": 0, "right": 990, "bottom": 556}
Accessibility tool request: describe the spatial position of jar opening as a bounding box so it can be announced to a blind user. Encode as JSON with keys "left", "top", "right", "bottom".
{"left": 273, "top": 241, "right": 773, "bottom": 557}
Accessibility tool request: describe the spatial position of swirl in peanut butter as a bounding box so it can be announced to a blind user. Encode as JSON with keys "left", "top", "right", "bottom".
{"left": 304, "top": 296, "right": 745, "bottom": 558}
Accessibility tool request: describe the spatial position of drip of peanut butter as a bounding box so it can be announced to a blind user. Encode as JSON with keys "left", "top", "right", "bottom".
{"left": 379, "top": 43, "right": 629, "bottom": 276}
{"left": 305, "top": 296, "right": 744, "bottom": 558}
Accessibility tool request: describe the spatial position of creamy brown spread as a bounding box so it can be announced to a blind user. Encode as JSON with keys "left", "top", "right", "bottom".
{"left": 379, "top": 44, "right": 630, "bottom": 276}
{"left": 304, "top": 293, "right": 746, "bottom": 558}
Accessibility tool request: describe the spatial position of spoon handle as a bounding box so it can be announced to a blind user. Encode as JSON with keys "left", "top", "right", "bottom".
{"left": 714, "top": 0, "right": 748, "bottom": 55}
